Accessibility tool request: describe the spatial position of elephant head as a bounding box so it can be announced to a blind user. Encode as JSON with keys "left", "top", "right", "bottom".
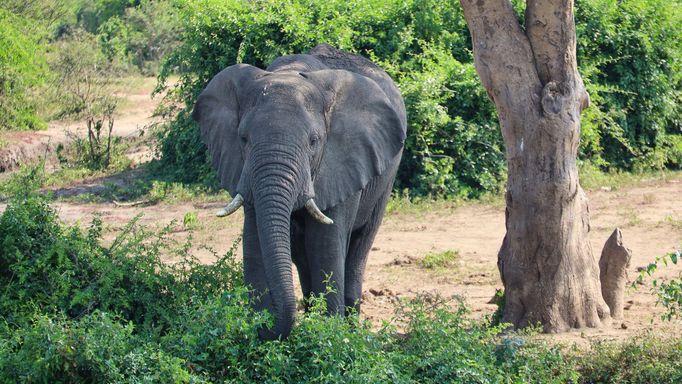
{"left": 192, "top": 62, "right": 405, "bottom": 338}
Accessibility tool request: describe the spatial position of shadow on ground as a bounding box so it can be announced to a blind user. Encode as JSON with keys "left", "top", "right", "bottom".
{"left": 42, "top": 162, "right": 220, "bottom": 205}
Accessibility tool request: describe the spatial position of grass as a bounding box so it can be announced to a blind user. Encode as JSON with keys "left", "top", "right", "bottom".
{"left": 111, "top": 75, "right": 164, "bottom": 112}
{"left": 579, "top": 161, "right": 682, "bottom": 191}
{"left": 661, "top": 214, "right": 682, "bottom": 231}
{"left": 420, "top": 249, "right": 460, "bottom": 270}
{"left": 620, "top": 208, "right": 643, "bottom": 227}
{"left": 112, "top": 75, "right": 160, "bottom": 95}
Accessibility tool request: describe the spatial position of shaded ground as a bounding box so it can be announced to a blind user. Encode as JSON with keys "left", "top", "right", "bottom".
{"left": 1, "top": 78, "right": 680, "bottom": 346}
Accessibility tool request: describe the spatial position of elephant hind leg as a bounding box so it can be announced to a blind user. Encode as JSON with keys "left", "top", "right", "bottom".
{"left": 344, "top": 191, "right": 391, "bottom": 315}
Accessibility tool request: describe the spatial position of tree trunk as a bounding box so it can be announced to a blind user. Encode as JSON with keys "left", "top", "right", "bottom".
{"left": 460, "top": 0, "right": 611, "bottom": 331}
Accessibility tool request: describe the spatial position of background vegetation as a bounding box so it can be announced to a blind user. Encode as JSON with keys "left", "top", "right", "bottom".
{"left": 0, "top": 0, "right": 179, "bottom": 131}
{"left": 0, "top": 8, "right": 48, "bottom": 130}
{"left": 155, "top": 0, "right": 682, "bottom": 197}
{"left": 1, "top": 0, "right": 680, "bottom": 197}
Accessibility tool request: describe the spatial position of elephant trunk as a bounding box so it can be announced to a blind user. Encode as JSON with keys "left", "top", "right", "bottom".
{"left": 251, "top": 148, "right": 302, "bottom": 339}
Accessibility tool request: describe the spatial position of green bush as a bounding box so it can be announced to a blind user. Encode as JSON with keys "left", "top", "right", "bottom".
{"left": 634, "top": 249, "right": 682, "bottom": 321}
{"left": 579, "top": 335, "right": 682, "bottom": 383}
{"left": 0, "top": 182, "right": 242, "bottom": 334}
{"left": 1, "top": 312, "right": 196, "bottom": 383}
{"left": 0, "top": 9, "right": 47, "bottom": 130}
{"left": 156, "top": 0, "right": 681, "bottom": 197}
{"left": 1, "top": 177, "right": 681, "bottom": 382}
{"left": 576, "top": 0, "right": 682, "bottom": 171}
{"left": 98, "top": 0, "right": 181, "bottom": 74}
{"left": 76, "top": 0, "right": 135, "bottom": 33}
{"left": 156, "top": 0, "right": 503, "bottom": 197}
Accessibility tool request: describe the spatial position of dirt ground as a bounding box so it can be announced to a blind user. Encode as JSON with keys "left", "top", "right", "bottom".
{"left": 1, "top": 77, "right": 680, "bottom": 346}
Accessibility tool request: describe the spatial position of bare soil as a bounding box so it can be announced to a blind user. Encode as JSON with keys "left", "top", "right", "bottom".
{"left": 2, "top": 78, "right": 680, "bottom": 346}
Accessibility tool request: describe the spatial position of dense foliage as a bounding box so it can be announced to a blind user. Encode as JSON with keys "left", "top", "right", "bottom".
{"left": 0, "top": 9, "right": 47, "bottom": 130}
{"left": 0, "top": 0, "right": 180, "bottom": 131}
{"left": 1, "top": 179, "right": 681, "bottom": 382}
{"left": 97, "top": 0, "right": 181, "bottom": 74}
{"left": 576, "top": 0, "right": 682, "bottom": 171}
{"left": 2, "top": 0, "right": 680, "bottom": 193}
{"left": 156, "top": 0, "right": 682, "bottom": 197}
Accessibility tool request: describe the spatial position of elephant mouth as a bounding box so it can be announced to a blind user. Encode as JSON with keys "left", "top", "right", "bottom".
{"left": 216, "top": 192, "right": 333, "bottom": 225}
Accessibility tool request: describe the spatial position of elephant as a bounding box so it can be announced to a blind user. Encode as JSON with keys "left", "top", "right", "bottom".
{"left": 192, "top": 44, "right": 407, "bottom": 339}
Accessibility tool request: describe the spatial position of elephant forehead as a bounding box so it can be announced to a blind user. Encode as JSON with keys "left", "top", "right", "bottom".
{"left": 252, "top": 75, "right": 324, "bottom": 112}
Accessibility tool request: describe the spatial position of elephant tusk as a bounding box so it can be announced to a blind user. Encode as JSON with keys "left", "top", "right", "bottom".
{"left": 216, "top": 194, "right": 244, "bottom": 217}
{"left": 305, "top": 199, "right": 334, "bottom": 225}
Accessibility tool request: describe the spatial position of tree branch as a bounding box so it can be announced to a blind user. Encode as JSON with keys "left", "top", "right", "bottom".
{"left": 525, "top": 0, "right": 576, "bottom": 85}
{"left": 526, "top": 0, "right": 589, "bottom": 109}
{"left": 459, "top": 0, "right": 542, "bottom": 113}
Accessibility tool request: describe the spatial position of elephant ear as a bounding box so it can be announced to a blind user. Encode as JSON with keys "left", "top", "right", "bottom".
{"left": 306, "top": 69, "right": 406, "bottom": 210}
{"left": 192, "top": 64, "right": 265, "bottom": 195}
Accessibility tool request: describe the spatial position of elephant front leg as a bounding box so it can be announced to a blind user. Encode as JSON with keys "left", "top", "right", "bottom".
{"left": 304, "top": 201, "right": 357, "bottom": 316}
{"left": 291, "top": 214, "right": 312, "bottom": 300}
{"left": 242, "top": 205, "right": 272, "bottom": 313}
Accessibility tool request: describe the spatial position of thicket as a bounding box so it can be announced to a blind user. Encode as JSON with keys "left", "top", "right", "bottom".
{"left": 59, "top": 0, "right": 181, "bottom": 74}
{"left": 95, "top": 0, "right": 181, "bottom": 74}
{"left": 156, "top": 0, "right": 682, "bottom": 197}
{"left": 576, "top": 0, "right": 682, "bottom": 171}
{"left": 0, "top": 9, "right": 47, "bottom": 130}
{"left": 1, "top": 176, "right": 681, "bottom": 382}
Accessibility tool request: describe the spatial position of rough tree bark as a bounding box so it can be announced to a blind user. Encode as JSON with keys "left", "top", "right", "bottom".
{"left": 460, "top": 0, "right": 611, "bottom": 332}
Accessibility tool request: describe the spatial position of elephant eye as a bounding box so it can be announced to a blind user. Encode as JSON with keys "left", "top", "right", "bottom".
{"left": 240, "top": 135, "right": 248, "bottom": 145}
{"left": 309, "top": 134, "right": 319, "bottom": 147}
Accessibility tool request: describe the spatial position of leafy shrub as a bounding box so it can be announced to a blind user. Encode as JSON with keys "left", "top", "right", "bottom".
{"left": 0, "top": 180, "right": 242, "bottom": 334}
{"left": 579, "top": 335, "right": 682, "bottom": 383}
{"left": 1, "top": 312, "right": 197, "bottom": 383}
{"left": 576, "top": 0, "right": 682, "bottom": 171}
{"left": 76, "top": 0, "right": 134, "bottom": 34}
{"left": 98, "top": 0, "right": 182, "bottom": 74}
{"left": 0, "top": 9, "right": 47, "bottom": 130}
{"left": 389, "top": 295, "right": 581, "bottom": 384}
{"left": 1, "top": 176, "right": 681, "bottom": 382}
{"left": 634, "top": 249, "right": 682, "bottom": 321}
{"left": 156, "top": 0, "right": 681, "bottom": 197}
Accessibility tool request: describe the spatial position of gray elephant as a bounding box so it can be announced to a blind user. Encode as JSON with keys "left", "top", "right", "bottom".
{"left": 192, "top": 44, "right": 407, "bottom": 339}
